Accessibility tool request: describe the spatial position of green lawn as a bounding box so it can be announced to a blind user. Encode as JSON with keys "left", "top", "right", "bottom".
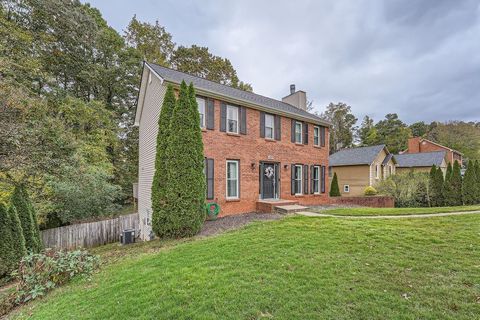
{"left": 314, "top": 205, "right": 480, "bottom": 216}
{"left": 12, "top": 214, "right": 480, "bottom": 319}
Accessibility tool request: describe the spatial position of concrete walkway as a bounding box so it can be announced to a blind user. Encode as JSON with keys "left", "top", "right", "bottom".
{"left": 296, "top": 210, "right": 480, "bottom": 219}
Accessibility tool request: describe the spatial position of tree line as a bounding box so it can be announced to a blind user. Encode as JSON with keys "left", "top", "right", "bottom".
{"left": 0, "top": 0, "right": 250, "bottom": 229}
{"left": 320, "top": 103, "right": 480, "bottom": 160}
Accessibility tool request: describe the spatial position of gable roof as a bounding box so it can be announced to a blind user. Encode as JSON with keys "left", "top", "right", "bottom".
{"left": 395, "top": 151, "right": 447, "bottom": 168}
{"left": 143, "top": 62, "right": 331, "bottom": 127}
{"left": 329, "top": 145, "right": 387, "bottom": 167}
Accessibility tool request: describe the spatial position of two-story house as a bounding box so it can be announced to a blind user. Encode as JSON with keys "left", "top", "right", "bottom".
{"left": 135, "top": 62, "right": 331, "bottom": 239}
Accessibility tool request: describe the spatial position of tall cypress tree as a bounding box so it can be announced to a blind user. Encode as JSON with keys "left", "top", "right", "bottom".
{"left": 8, "top": 205, "right": 27, "bottom": 267}
{"left": 442, "top": 163, "right": 453, "bottom": 206}
{"left": 161, "top": 81, "right": 205, "bottom": 238}
{"left": 428, "top": 165, "right": 437, "bottom": 206}
{"left": 449, "top": 160, "right": 463, "bottom": 206}
{"left": 434, "top": 167, "right": 445, "bottom": 206}
{"left": 11, "top": 185, "right": 41, "bottom": 252}
{"left": 0, "top": 203, "right": 14, "bottom": 276}
{"left": 475, "top": 160, "right": 480, "bottom": 204}
{"left": 329, "top": 173, "right": 341, "bottom": 197}
{"left": 462, "top": 160, "right": 477, "bottom": 205}
{"left": 151, "top": 84, "right": 177, "bottom": 237}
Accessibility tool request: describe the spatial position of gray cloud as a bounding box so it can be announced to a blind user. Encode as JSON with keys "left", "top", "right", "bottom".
{"left": 85, "top": 0, "right": 480, "bottom": 123}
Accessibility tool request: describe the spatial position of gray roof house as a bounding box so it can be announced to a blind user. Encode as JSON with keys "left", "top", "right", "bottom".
{"left": 329, "top": 145, "right": 397, "bottom": 196}
{"left": 395, "top": 151, "right": 448, "bottom": 174}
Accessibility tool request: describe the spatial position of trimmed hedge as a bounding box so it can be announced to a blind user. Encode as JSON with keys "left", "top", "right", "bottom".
{"left": 329, "top": 173, "right": 340, "bottom": 197}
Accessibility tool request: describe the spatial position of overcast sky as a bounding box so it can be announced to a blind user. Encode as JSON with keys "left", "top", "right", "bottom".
{"left": 84, "top": 0, "right": 480, "bottom": 124}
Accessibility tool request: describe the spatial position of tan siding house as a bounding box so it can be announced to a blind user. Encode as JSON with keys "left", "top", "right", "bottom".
{"left": 329, "top": 145, "right": 396, "bottom": 196}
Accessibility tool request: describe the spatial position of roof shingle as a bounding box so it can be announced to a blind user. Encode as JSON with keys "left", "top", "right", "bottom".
{"left": 329, "top": 145, "right": 386, "bottom": 166}
{"left": 395, "top": 151, "right": 446, "bottom": 168}
{"left": 147, "top": 62, "right": 331, "bottom": 126}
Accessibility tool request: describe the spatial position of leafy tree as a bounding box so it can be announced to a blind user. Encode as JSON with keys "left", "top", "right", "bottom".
{"left": 11, "top": 185, "right": 41, "bottom": 252}
{"left": 321, "top": 102, "right": 358, "bottom": 153}
{"left": 358, "top": 116, "right": 375, "bottom": 146}
{"left": 329, "top": 173, "right": 340, "bottom": 197}
{"left": 462, "top": 160, "right": 478, "bottom": 205}
{"left": 409, "top": 121, "right": 429, "bottom": 137}
{"left": 475, "top": 160, "right": 480, "bottom": 203}
{"left": 377, "top": 172, "right": 430, "bottom": 207}
{"left": 372, "top": 113, "right": 411, "bottom": 154}
{"left": 8, "top": 204, "right": 26, "bottom": 268}
{"left": 151, "top": 85, "right": 177, "bottom": 236}
{"left": 0, "top": 202, "right": 14, "bottom": 276}
{"left": 171, "top": 45, "right": 252, "bottom": 91}
{"left": 428, "top": 166, "right": 437, "bottom": 206}
{"left": 158, "top": 81, "right": 205, "bottom": 238}
{"left": 124, "top": 15, "right": 175, "bottom": 66}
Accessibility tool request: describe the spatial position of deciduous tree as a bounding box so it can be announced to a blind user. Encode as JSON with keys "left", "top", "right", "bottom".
{"left": 321, "top": 102, "right": 358, "bottom": 153}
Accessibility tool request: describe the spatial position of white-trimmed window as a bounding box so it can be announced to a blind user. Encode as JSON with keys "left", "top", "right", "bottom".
{"left": 344, "top": 185, "right": 350, "bottom": 193}
{"left": 265, "top": 114, "right": 274, "bottom": 139}
{"left": 227, "top": 105, "right": 239, "bottom": 133}
{"left": 294, "top": 165, "right": 303, "bottom": 195}
{"left": 295, "top": 122, "right": 302, "bottom": 143}
{"left": 226, "top": 160, "right": 239, "bottom": 199}
{"left": 375, "top": 164, "right": 380, "bottom": 179}
{"left": 314, "top": 126, "right": 320, "bottom": 146}
{"left": 313, "top": 165, "right": 320, "bottom": 194}
{"left": 197, "top": 97, "right": 206, "bottom": 128}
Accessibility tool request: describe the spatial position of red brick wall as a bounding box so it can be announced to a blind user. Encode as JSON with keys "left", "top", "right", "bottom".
{"left": 330, "top": 196, "right": 394, "bottom": 208}
{"left": 407, "top": 137, "right": 421, "bottom": 153}
{"left": 406, "top": 137, "right": 462, "bottom": 164}
{"left": 202, "top": 99, "right": 330, "bottom": 216}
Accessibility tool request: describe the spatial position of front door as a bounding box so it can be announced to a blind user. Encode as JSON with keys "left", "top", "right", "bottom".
{"left": 261, "top": 162, "right": 279, "bottom": 199}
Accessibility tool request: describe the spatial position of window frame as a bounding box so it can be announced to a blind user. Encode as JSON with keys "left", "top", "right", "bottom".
{"left": 294, "top": 164, "right": 303, "bottom": 195}
{"left": 313, "top": 165, "right": 320, "bottom": 194}
{"left": 313, "top": 126, "right": 320, "bottom": 146}
{"left": 344, "top": 185, "right": 350, "bottom": 193}
{"left": 226, "top": 104, "right": 239, "bottom": 134}
{"left": 264, "top": 113, "right": 275, "bottom": 139}
{"left": 294, "top": 122, "right": 303, "bottom": 144}
{"left": 226, "top": 160, "right": 239, "bottom": 199}
{"left": 196, "top": 97, "right": 206, "bottom": 129}
{"left": 375, "top": 164, "right": 380, "bottom": 179}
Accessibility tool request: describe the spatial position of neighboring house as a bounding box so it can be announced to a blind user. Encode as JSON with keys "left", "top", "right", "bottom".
{"left": 403, "top": 137, "right": 463, "bottom": 165}
{"left": 329, "top": 145, "right": 396, "bottom": 196}
{"left": 135, "top": 62, "right": 331, "bottom": 239}
{"left": 395, "top": 151, "right": 448, "bottom": 175}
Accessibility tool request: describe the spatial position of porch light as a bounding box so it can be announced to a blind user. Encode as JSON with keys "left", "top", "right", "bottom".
{"left": 284, "top": 164, "right": 289, "bottom": 169}
{"left": 251, "top": 162, "right": 256, "bottom": 170}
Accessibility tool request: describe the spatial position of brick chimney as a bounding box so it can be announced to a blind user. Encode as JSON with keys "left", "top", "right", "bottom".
{"left": 407, "top": 137, "right": 421, "bottom": 153}
{"left": 282, "top": 84, "right": 307, "bottom": 110}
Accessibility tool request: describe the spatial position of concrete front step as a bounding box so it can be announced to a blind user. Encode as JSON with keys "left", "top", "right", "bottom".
{"left": 274, "top": 204, "right": 309, "bottom": 214}
{"left": 256, "top": 199, "right": 299, "bottom": 213}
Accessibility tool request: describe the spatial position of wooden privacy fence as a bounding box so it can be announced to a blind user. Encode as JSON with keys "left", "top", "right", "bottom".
{"left": 41, "top": 213, "right": 139, "bottom": 250}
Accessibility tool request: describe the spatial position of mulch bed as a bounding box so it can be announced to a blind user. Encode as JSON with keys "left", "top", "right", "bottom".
{"left": 198, "top": 212, "right": 284, "bottom": 237}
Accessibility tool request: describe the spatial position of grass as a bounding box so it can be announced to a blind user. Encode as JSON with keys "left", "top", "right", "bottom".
{"left": 314, "top": 205, "right": 480, "bottom": 216}
{"left": 11, "top": 214, "right": 480, "bottom": 319}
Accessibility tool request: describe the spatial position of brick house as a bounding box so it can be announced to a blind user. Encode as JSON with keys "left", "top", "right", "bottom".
{"left": 135, "top": 62, "right": 331, "bottom": 239}
{"left": 403, "top": 137, "right": 463, "bottom": 165}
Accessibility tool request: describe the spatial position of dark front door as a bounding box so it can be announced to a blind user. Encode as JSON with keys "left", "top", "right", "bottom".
{"left": 261, "top": 162, "right": 278, "bottom": 199}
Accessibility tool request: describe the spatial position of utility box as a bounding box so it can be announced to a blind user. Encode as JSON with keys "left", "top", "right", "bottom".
{"left": 120, "top": 229, "right": 136, "bottom": 245}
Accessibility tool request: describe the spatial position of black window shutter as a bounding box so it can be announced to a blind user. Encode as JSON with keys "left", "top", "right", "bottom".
{"left": 310, "top": 165, "right": 314, "bottom": 194}
{"left": 220, "top": 102, "right": 226, "bottom": 132}
{"left": 206, "top": 158, "right": 214, "bottom": 199}
{"left": 237, "top": 160, "right": 241, "bottom": 197}
{"left": 291, "top": 164, "right": 295, "bottom": 195}
{"left": 291, "top": 120, "right": 295, "bottom": 143}
{"left": 240, "top": 107, "right": 247, "bottom": 135}
{"left": 321, "top": 166, "right": 326, "bottom": 193}
{"left": 320, "top": 127, "right": 326, "bottom": 147}
{"left": 304, "top": 122, "right": 308, "bottom": 145}
{"left": 206, "top": 99, "right": 215, "bottom": 130}
{"left": 274, "top": 115, "right": 281, "bottom": 141}
{"left": 260, "top": 111, "right": 265, "bottom": 138}
{"left": 259, "top": 162, "right": 264, "bottom": 196}
{"left": 303, "top": 164, "right": 308, "bottom": 194}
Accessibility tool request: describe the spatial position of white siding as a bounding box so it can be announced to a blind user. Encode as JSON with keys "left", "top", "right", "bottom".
{"left": 138, "top": 71, "right": 166, "bottom": 240}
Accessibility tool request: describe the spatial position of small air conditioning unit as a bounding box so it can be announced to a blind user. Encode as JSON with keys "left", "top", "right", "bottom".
{"left": 120, "top": 229, "right": 136, "bottom": 245}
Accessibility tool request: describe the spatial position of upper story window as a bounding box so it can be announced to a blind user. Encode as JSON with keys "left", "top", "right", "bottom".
{"left": 196, "top": 97, "right": 206, "bottom": 128}
{"left": 314, "top": 126, "right": 320, "bottom": 146}
{"left": 295, "top": 122, "right": 302, "bottom": 144}
{"left": 265, "top": 114, "right": 274, "bottom": 139}
{"left": 227, "top": 105, "right": 239, "bottom": 133}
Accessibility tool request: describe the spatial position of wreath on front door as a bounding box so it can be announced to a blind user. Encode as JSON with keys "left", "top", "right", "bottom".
{"left": 264, "top": 166, "right": 275, "bottom": 179}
